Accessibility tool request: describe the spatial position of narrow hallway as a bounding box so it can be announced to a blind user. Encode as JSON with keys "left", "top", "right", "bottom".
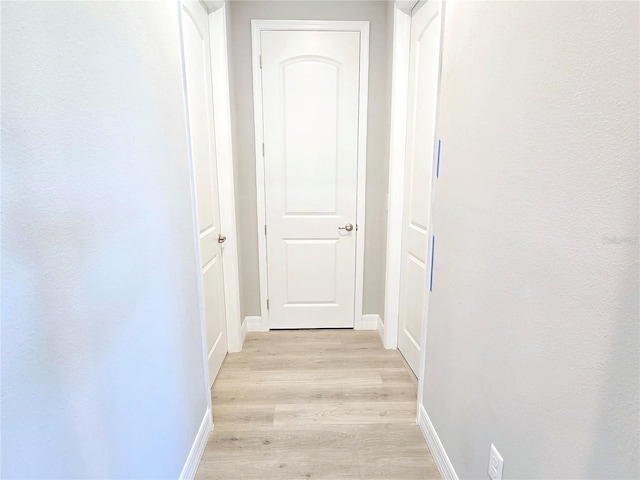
{"left": 196, "top": 330, "right": 439, "bottom": 479}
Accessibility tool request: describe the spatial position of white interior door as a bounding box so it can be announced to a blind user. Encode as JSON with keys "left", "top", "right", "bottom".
{"left": 398, "top": 0, "right": 441, "bottom": 376}
{"left": 260, "top": 30, "right": 361, "bottom": 329}
{"left": 181, "top": 0, "right": 227, "bottom": 385}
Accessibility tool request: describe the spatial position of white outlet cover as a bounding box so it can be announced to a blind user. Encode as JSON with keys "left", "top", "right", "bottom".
{"left": 488, "top": 443, "right": 504, "bottom": 480}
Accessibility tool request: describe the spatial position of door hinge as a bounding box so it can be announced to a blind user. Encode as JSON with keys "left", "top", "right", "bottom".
{"left": 266, "top": 299, "right": 270, "bottom": 310}
{"left": 259, "top": 55, "right": 262, "bottom": 69}
{"left": 262, "top": 143, "right": 265, "bottom": 157}
{"left": 264, "top": 224, "right": 267, "bottom": 236}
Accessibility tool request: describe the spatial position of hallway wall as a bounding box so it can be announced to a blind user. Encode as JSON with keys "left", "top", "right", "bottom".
{"left": 1, "top": 2, "right": 209, "bottom": 478}
{"left": 226, "top": 1, "right": 392, "bottom": 321}
{"left": 422, "top": 1, "right": 639, "bottom": 478}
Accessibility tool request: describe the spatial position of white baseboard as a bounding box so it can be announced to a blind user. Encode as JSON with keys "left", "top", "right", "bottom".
{"left": 247, "top": 314, "right": 383, "bottom": 332}
{"left": 359, "top": 313, "right": 380, "bottom": 330}
{"left": 179, "top": 408, "right": 212, "bottom": 480}
{"left": 245, "top": 316, "right": 266, "bottom": 332}
{"left": 418, "top": 404, "right": 458, "bottom": 480}
{"left": 377, "top": 315, "right": 385, "bottom": 343}
{"left": 240, "top": 317, "right": 248, "bottom": 347}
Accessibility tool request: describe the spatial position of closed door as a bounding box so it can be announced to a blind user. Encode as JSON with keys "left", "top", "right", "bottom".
{"left": 398, "top": 0, "right": 441, "bottom": 376}
{"left": 260, "top": 30, "right": 361, "bottom": 329}
{"left": 181, "top": 0, "right": 227, "bottom": 385}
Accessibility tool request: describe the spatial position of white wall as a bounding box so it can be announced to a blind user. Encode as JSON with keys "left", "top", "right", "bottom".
{"left": 422, "top": 1, "right": 639, "bottom": 478}
{"left": 1, "top": 2, "right": 209, "bottom": 477}
{"left": 226, "top": 1, "right": 392, "bottom": 321}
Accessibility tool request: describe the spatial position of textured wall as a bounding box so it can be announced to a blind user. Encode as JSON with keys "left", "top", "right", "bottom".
{"left": 227, "top": 1, "right": 392, "bottom": 320}
{"left": 1, "top": 2, "right": 208, "bottom": 478}
{"left": 422, "top": 1, "right": 639, "bottom": 478}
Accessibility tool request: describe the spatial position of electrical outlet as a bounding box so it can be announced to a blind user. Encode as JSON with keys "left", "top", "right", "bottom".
{"left": 488, "top": 444, "right": 504, "bottom": 480}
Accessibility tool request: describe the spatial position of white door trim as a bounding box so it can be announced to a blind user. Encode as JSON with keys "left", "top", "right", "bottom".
{"left": 208, "top": 3, "right": 243, "bottom": 352}
{"left": 251, "top": 19, "right": 370, "bottom": 331}
{"left": 383, "top": 2, "right": 415, "bottom": 349}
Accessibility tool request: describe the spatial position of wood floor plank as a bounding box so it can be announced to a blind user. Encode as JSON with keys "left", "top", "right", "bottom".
{"left": 196, "top": 454, "right": 361, "bottom": 480}
{"left": 195, "top": 330, "right": 441, "bottom": 480}
{"left": 215, "top": 368, "right": 384, "bottom": 387}
{"left": 380, "top": 367, "right": 419, "bottom": 386}
{"left": 211, "top": 404, "right": 275, "bottom": 427}
{"left": 357, "top": 460, "right": 441, "bottom": 480}
{"left": 273, "top": 401, "right": 417, "bottom": 425}
{"left": 222, "top": 354, "right": 402, "bottom": 371}
{"left": 202, "top": 426, "right": 358, "bottom": 455}
{"left": 212, "top": 383, "right": 417, "bottom": 406}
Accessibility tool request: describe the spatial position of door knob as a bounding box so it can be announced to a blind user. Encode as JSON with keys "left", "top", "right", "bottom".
{"left": 338, "top": 223, "right": 354, "bottom": 232}
{"left": 218, "top": 234, "right": 227, "bottom": 244}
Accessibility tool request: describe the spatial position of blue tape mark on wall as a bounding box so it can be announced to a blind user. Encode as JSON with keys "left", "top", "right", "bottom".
{"left": 429, "top": 235, "right": 435, "bottom": 292}
{"left": 436, "top": 139, "right": 441, "bottom": 178}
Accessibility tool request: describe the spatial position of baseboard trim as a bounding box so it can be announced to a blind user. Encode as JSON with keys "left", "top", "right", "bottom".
{"left": 179, "top": 408, "right": 212, "bottom": 480}
{"left": 418, "top": 404, "right": 458, "bottom": 480}
{"left": 359, "top": 313, "right": 380, "bottom": 330}
{"left": 240, "top": 317, "right": 248, "bottom": 347}
{"left": 245, "top": 316, "right": 265, "bottom": 332}
{"left": 247, "top": 314, "right": 383, "bottom": 332}
{"left": 377, "top": 315, "right": 385, "bottom": 343}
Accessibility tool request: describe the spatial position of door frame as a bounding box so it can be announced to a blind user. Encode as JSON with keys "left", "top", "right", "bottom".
{"left": 251, "top": 20, "right": 370, "bottom": 331}
{"left": 383, "top": 1, "right": 417, "bottom": 349}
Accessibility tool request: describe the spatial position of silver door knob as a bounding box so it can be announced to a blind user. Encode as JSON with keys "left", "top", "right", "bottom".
{"left": 218, "top": 234, "right": 227, "bottom": 244}
{"left": 339, "top": 223, "right": 354, "bottom": 232}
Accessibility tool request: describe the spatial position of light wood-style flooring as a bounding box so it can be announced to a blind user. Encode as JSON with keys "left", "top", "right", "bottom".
{"left": 196, "top": 329, "right": 440, "bottom": 479}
